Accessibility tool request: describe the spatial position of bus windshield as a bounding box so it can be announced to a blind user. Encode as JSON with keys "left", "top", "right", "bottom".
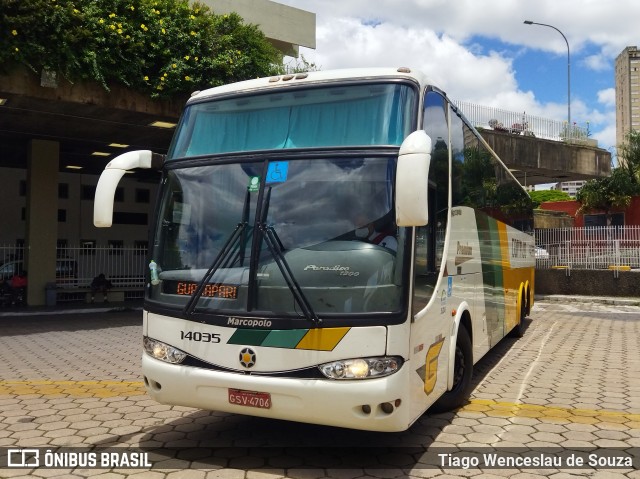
{"left": 149, "top": 155, "right": 409, "bottom": 320}
{"left": 167, "top": 82, "right": 416, "bottom": 158}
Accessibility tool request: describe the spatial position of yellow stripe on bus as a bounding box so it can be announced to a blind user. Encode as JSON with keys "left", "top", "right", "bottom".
{"left": 295, "top": 327, "right": 350, "bottom": 351}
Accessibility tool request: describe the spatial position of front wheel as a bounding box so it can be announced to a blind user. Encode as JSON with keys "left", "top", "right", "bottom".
{"left": 429, "top": 325, "right": 473, "bottom": 413}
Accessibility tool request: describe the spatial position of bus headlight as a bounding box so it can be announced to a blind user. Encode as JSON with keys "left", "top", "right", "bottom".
{"left": 319, "top": 356, "right": 402, "bottom": 379}
{"left": 143, "top": 337, "right": 187, "bottom": 364}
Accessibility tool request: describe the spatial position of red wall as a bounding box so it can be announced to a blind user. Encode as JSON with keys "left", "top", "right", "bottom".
{"left": 540, "top": 196, "right": 640, "bottom": 227}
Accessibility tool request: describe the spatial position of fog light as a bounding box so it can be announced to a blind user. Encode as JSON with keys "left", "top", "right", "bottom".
{"left": 380, "top": 402, "right": 394, "bottom": 414}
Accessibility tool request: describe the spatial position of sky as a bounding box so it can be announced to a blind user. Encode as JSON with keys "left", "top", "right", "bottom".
{"left": 275, "top": 0, "right": 640, "bottom": 160}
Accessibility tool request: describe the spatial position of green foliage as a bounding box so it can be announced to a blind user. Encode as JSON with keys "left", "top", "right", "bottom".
{"left": 560, "top": 121, "right": 590, "bottom": 141}
{"left": 576, "top": 130, "right": 640, "bottom": 215}
{"left": 617, "top": 129, "right": 640, "bottom": 184}
{"left": 529, "top": 189, "right": 572, "bottom": 208}
{"left": 1, "top": 0, "right": 282, "bottom": 98}
{"left": 576, "top": 167, "right": 640, "bottom": 214}
{"left": 284, "top": 54, "right": 320, "bottom": 73}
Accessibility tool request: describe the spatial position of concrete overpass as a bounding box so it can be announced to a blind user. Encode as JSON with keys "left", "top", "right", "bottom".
{"left": 200, "top": 0, "right": 316, "bottom": 56}
{"left": 479, "top": 129, "right": 612, "bottom": 186}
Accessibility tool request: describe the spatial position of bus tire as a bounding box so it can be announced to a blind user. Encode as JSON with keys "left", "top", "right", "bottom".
{"left": 509, "top": 293, "right": 526, "bottom": 338}
{"left": 429, "top": 325, "right": 473, "bottom": 413}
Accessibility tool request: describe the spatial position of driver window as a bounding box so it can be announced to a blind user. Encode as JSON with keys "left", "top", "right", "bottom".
{"left": 413, "top": 91, "right": 449, "bottom": 315}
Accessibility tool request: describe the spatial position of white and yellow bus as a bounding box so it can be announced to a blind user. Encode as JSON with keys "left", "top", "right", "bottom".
{"left": 94, "top": 68, "right": 534, "bottom": 432}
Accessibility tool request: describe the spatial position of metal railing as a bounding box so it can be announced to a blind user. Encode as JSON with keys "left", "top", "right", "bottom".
{"left": 0, "top": 245, "right": 147, "bottom": 288}
{"left": 535, "top": 226, "right": 640, "bottom": 271}
{"left": 3, "top": 227, "right": 638, "bottom": 291}
{"left": 57, "top": 246, "right": 147, "bottom": 287}
{"left": 454, "top": 100, "right": 591, "bottom": 142}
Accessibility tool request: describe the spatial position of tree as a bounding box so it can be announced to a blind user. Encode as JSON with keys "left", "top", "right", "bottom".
{"left": 529, "top": 190, "right": 572, "bottom": 208}
{"left": 1, "top": 0, "right": 282, "bottom": 98}
{"left": 284, "top": 54, "right": 320, "bottom": 73}
{"left": 576, "top": 168, "right": 640, "bottom": 221}
{"left": 575, "top": 130, "right": 640, "bottom": 223}
{"left": 617, "top": 129, "right": 640, "bottom": 184}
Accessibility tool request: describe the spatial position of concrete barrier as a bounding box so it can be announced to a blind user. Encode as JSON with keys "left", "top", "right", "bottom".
{"left": 535, "top": 268, "right": 640, "bottom": 297}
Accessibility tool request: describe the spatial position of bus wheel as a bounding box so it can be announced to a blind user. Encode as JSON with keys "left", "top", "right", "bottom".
{"left": 430, "top": 325, "right": 473, "bottom": 413}
{"left": 509, "top": 293, "right": 526, "bottom": 338}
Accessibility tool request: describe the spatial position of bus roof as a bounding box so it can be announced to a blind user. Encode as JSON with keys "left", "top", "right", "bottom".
{"left": 188, "top": 67, "right": 439, "bottom": 104}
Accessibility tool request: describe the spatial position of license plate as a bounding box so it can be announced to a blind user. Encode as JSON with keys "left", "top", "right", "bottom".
{"left": 228, "top": 388, "right": 272, "bottom": 409}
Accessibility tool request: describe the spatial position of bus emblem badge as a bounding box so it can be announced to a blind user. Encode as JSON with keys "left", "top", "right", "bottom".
{"left": 239, "top": 347, "right": 256, "bottom": 368}
{"left": 424, "top": 336, "right": 445, "bottom": 395}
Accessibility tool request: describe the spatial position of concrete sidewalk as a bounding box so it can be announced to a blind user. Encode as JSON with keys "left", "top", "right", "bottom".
{"left": 0, "top": 297, "right": 638, "bottom": 476}
{"left": 535, "top": 294, "right": 640, "bottom": 306}
{"left": 0, "top": 300, "right": 143, "bottom": 318}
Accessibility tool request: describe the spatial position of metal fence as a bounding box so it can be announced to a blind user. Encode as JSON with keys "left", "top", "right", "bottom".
{"left": 0, "top": 245, "right": 147, "bottom": 288}
{"left": 535, "top": 226, "right": 640, "bottom": 271}
{"left": 454, "top": 100, "right": 590, "bottom": 142}
{"left": 3, "top": 227, "right": 639, "bottom": 290}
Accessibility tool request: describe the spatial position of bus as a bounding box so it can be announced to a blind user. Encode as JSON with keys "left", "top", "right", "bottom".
{"left": 94, "top": 68, "right": 535, "bottom": 432}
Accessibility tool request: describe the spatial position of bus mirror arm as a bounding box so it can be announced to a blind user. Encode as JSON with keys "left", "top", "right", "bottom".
{"left": 396, "top": 131, "right": 432, "bottom": 227}
{"left": 93, "top": 150, "right": 163, "bottom": 227}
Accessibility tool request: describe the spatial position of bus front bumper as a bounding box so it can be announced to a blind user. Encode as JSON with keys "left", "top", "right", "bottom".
{"left": 142, "top": 353, "right": 412, "bottom": 432}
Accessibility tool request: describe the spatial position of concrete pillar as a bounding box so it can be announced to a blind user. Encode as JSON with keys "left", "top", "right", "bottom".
{"left": 25, "top": 139, "right": 59, "bottom": 306}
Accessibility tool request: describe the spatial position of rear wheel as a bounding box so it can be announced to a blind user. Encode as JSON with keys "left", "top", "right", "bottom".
{"left": 430, "top": 325, "right": 473, "bottom": 413}
{"left": 509, "top": 292, "right": 526, "bottom": 338}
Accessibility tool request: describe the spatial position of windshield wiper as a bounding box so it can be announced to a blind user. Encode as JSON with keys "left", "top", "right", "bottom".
{"left": 183, "top": 190, "right": 252, "bottom": 316}
{"left": 260, "top": 224, "right": 320, "bottom": 325}
{"left": 257, "top": 187, "right": 320, "bottom": 325}
{"left": 183, "top": 222, "right": 246, "bottom": 316}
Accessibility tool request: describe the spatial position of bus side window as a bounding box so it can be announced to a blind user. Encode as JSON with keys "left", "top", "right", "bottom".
{"left": 412, "top": 185, "right": 437, "bottom": 313}
{"left": 413, "top": 90, "right": 449, "bottom": 315}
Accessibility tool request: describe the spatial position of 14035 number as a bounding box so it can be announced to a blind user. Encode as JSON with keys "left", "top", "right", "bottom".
{"left": 180, "top": 331, "right": 221, "bottom": 343}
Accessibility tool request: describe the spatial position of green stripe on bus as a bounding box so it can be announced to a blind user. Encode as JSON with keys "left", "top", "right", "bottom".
{"left": 228, "top": 328, "right": 310, "bottom": 348}
{"left": 228, "top": 329, "right": 271, "bottom": 345}
{"left": 262, "top": 329, "right": 308, "bottom": 348}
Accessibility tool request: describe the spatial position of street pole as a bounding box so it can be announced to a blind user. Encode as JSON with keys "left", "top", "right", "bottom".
{"left": 524, "top": 20, "right": 571, "bottom": 135}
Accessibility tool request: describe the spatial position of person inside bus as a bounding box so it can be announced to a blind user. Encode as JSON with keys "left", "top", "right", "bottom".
{"left": 90, "top": 273, "right": 113, "bottom": 303}
{"left": 354, "top": 214, "right": 398, "bottom": 251}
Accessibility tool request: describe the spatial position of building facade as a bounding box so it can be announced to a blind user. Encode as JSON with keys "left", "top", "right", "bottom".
{"left": 615, "top": 46, "right": 640, "bottom": 156}
{"left": 550, "top": 180, "right": 586, "bottom": 198}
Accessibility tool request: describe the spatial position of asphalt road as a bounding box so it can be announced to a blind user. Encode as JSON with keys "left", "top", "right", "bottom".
{"left": 0, "top": 299, "right": 639, "bottom": 478}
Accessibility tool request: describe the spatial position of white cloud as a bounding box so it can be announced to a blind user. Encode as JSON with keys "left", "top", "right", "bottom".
{"left": 597, "top": 88, "right": 616, "bottom": 107}
{"left": 583, "top": 53, "right": 610, "bottom": 72}
{"left": 277, "top": 0, "right": 639, "bottom": 154}
{"left": 312, "top": 18, "right": 522, "bottom": 104}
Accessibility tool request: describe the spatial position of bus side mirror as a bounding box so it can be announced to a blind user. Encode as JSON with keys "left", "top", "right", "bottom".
{"left": 395, "top": 131, "right": 432, "bottom": 226}
{"left": 94, "top": 150, "right": 162, "bottom": 227}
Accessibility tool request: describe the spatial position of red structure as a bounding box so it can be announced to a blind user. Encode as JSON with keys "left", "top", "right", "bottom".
{"left": 540, "top": 196, "right": 640, "bottom": 227}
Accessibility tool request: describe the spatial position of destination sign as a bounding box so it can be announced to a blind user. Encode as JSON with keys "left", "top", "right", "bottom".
{"left": 164, "top": 281, "right": 239, "bottom": 299}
